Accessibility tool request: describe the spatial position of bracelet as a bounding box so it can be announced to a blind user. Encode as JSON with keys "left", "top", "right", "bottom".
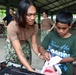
{"left": 38, "top": 53, "right": 41, "bottom": 57}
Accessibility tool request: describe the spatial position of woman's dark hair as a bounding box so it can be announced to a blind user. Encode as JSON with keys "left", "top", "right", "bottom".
{"left": 43, "top": 11, "right": 48, "bottom": 16}
{"left": 43, "top": 11, "right": 48, "bottom": 15}
{"left": 15, "top": 0, "right": 36, "bottom": 28}
{"left": 10, "top": 7, "right": 14, "bottom": 11}
{"left": 56, "top": 9, "right": 73, "bottom": 26}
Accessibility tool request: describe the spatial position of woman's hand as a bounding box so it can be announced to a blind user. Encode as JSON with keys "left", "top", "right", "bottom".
{"left": 46, "top": 29, "right": 51, "bottom": 33}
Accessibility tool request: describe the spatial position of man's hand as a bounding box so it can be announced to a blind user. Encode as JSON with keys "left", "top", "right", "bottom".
{"left": 39, "top": 52, "right": 51, "bottom": 61}
{"left": 44, "top": 52, "right": 51, "bottom": 61}
{"left": 38, "top": 46, "right": 51, "bottom": 60}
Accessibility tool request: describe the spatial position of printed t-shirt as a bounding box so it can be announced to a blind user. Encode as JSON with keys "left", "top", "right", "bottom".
{"left": 41, "top": 30, "right": 76, "bottom": 75}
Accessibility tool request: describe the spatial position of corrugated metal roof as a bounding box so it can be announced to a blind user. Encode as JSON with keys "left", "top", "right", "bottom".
{"left": 0, "top": 0, "right": 76, "bottom": 14}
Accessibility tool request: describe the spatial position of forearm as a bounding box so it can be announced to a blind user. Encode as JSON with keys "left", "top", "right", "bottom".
{"left": 31, "top": 35, "right": 41, "bottom": 56}
{"left": 2, "top": 20, "right": 7, "bottom": 26}
{"left": 32, "top": 42, "right": 40, "bottom": 56}
{"left": 18, "top": 51, "right": 34, "bottom": 71}
{"left": 46, "top": 23, "right": 55, "bottom": 32}
{"left": 31, "top": 35, "right": 50, "bottom": 60}
{"left": 38, "top": 46, "right": 46, "bottom": 55}
{"left": 38, "top": 46, "right": 50, "bottom": 60}
{"left": 60, "top": 57, "right": 75, "bottom": 64}
{"left": 12, "top": 39, "right": 35, "bottom": 72}
{"left": 50, "top": 23, "right": 55, "bottom": 31}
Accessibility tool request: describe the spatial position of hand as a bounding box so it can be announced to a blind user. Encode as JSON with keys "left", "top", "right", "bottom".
{"left": 39, "top": 52, "right": 51, "bottom": 61}
{"left": 28, "top": 68, "right": 36, "bottom": 73}
{"left": 38, "top": 54, "right": 44, "bottom": 60}
{"left": 46, "top": 29, "right": 51, "bottom": 32}
{"left": 44, "top": 52, "right": 51, "bottom": 61}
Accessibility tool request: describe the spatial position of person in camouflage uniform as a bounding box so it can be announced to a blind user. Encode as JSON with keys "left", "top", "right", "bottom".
{"left": 5, "top": 0, "right": 43, "bottom": 72}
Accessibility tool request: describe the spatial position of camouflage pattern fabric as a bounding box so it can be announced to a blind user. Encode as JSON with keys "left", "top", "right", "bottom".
{"left": 3, "top": 29, "right": 7, "bottom": 37}
{"left": 5, "top": 39, "right": 32, "bottom": 65}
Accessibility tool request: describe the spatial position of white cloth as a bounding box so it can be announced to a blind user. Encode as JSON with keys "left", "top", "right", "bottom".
{"left": 6, "top": 62, "right": 25, "bottom": 68}
{"left": 41, "top": 56, "right": 62, "bottom": 75}
{"left": 7, "top": 62, "right": 22, "bottom": 67}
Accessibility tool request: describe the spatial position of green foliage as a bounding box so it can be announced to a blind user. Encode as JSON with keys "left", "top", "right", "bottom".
{"left": 0, "top": 9, "right": 6, "bottom": 18}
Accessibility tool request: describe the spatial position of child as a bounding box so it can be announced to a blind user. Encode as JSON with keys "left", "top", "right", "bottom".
{"left": 39, "top": 9, "right": 76, "bottom": 75}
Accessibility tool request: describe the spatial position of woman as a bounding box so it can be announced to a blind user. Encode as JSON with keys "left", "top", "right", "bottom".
{"left": 5, "top": 0, "right": 42, "bottom": 72}
{"left": 41, "top": 11, "right": 55, "bottom": 42}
